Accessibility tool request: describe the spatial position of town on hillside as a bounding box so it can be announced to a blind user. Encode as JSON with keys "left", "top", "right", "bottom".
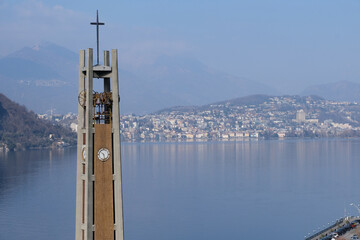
{"left": 47, "top": 95, "right": 360, "bottom": 142}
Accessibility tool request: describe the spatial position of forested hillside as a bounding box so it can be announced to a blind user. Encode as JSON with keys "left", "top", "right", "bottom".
{"left": 0, "top": 93, "right": 76, "bottom": 151}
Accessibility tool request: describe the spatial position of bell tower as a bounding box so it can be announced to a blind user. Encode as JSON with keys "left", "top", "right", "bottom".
{"left": 75, "top": 11, "right": 124, "bottom": 240}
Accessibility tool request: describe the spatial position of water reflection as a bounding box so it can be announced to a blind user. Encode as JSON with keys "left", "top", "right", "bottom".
{"left": 122, "top": 139, "right": 360, "bottom": 240}
{"left": 0, "top": 148, "right": 76, "bottom": 240}
{"left": 0, "top": 140, "right": 360, "bottom": 240}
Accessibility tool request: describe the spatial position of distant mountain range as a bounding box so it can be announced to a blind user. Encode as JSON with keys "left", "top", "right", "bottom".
{"left": 156, "top": 94, "right": 327, "bottom": 114}
{"left": 1, "top": 42, "right": 359, "bottom": 115}
{"left": 302, "top": 81, "right": 360, "bottom": 103}
{"left": 0, "top": 42, "right": 279, "bottom": 114}
{"left": 126, "top": 55, "right": 280, "bottom": 114}
{"left": 155, "top": 94, "right": 274, "bottom": 114}
{"left": 0, "top": 42, "right": 78, "bottom": 114}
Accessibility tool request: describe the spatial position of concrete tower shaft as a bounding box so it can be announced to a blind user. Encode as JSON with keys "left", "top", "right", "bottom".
{"left": 75, "top": 48, "right": 124, "bottom": 240}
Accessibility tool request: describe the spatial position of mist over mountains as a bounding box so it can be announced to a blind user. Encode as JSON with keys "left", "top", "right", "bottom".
{"left": 0, "top": 42, "right": 358, "bottom": 115}
{"left": 302, "top": 81, "right": 360, "bottom": 103}
{"left": 0, "top": 42, "right": 279, "bottom": 114}
{"left": 0, "top": 42, "right": 78, "bottom": 114}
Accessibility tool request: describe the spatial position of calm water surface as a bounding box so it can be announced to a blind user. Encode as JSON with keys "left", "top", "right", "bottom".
{"left": 0, "top": 139, "right": 360, "bottom": 239}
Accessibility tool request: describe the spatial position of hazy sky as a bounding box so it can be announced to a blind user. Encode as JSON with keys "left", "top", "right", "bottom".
{"left": 1, "top": 0, "right": 360, "bottom": 93}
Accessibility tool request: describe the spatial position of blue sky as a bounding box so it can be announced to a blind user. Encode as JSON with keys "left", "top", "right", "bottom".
{"left": 1, "top": 0, "right": 360, "bottom": 93}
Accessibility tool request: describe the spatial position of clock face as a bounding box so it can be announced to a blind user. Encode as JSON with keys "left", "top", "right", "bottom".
{"left": 97, "top": 148, "right": 110, "bottom": 162}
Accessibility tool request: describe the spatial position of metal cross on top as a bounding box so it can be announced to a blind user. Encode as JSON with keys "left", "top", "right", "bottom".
{"left": 91, "top": 10, "right": 105, "bottom": 65}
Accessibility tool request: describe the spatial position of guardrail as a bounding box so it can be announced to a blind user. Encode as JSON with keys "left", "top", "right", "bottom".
{"left": 305, "top": 218, "right": 344, "bottom": 240}
{"left": 304, "top": 216, "right": 359, "bottom": 240}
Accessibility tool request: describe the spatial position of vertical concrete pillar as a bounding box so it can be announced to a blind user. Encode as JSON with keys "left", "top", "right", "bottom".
{"left": 111, "top": 49, "right": 124, "bottom": 240}
{"left": 85, "top": 48, "right": 94, "bottom": 240}
{"left": 75, "top": 50, "right": 85, "bottom": 240}
{"left": 104, "top": 51, "right": 110, "bottom": 92}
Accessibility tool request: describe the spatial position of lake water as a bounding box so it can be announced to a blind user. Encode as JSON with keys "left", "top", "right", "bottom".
{"left": 1, "top": 139, "right": 360, "bottom": 240}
